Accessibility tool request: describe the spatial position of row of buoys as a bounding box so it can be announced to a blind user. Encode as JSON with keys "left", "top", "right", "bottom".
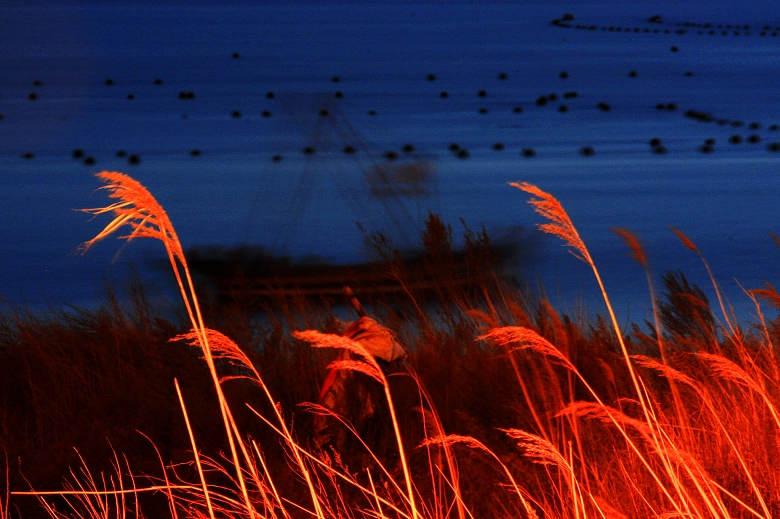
{"left": 727, "top": 134, "right": 762, "bottom": 144}
{"left": 672, "top": 20, "right": 780, "bottom": 33}
{"left": 554, "top": 20, "right": 688, "bottom": 35}
{"left": 555, "top": 12, "right": 780, "bottom": 37}
{"left": 71, "top": 148, "right": 196, "bottom": 163}
{"left": 12, "top": 34, "right": 780, "bottom": 170}
{"left": 69, "top": 148, "right": 144, "bottom": 165}
{"left": 276, "top": 143, "right": 590, "bottom": 161}
{"left": 681, "top": 108, "right": 778, "bottom": 131}
{"left": 266, "top": 133, "right": 780, "bottom": 163}
{"left": 13, "top": 148, "right": 147, "bottom": 164}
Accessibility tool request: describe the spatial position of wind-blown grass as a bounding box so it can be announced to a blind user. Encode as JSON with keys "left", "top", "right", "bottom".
{"left": 1, "top": 172, "right": 777, "bottom": 518}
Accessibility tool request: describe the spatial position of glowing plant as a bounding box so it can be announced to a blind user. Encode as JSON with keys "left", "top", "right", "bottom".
{"left": 78, "top": 171, "right": 324, "bottom": 519}
{"left": 4, "top": 172, "right": 776, "bottom": 519}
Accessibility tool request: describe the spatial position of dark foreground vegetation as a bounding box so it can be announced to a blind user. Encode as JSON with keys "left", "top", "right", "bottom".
{"left": 0, "top": 173, "right": 778, "bottom": 519}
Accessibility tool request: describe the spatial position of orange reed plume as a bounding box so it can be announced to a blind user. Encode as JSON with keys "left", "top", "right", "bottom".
{"left": 292, "top": 327, "right": 421, "bottom": 519}
{"left": 78, "top": 171, "right": 324, "bottom": 519}
{"left": 509, "top": 182, "right": 651, "bottom": 410}
{"left": 507, "top": 182, "right": 757, "bottom": 518}
{"left": 670, "top": 226, "right": 738, "bottom": 341}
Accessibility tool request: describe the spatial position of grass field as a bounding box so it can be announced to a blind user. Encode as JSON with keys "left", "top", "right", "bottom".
{"left": 1, "top": 172, "right": 778, "bottom": 518}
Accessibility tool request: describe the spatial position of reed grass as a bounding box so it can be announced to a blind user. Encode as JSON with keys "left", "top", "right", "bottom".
{"left": 1, "top": 171, "right": 777, "bottom": 518}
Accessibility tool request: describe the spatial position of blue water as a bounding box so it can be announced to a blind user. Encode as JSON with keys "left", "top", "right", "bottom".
{"left": 1, "top": 1, "right": 778, "bottom": 324}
